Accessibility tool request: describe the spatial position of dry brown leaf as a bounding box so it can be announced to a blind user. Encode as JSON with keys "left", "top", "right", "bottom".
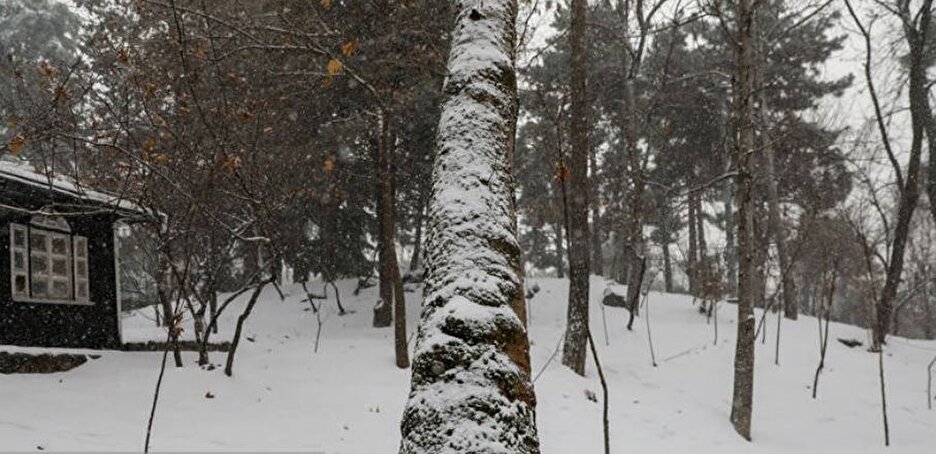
{"left": 341, "top": 40, "right": 359, "bottom": 57}
{"left": 327, "top": 58, "right": 343, "bottom": 76}
{"left": 7, "top": 135, "right": 26, "bottom": 156}
{"left": 222, "top": 155, "right": 242, "bottom": 173}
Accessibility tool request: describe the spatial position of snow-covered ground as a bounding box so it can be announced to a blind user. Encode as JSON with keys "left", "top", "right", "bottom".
{"left": 1, "top": 277, "right": 934, "bottom": 452}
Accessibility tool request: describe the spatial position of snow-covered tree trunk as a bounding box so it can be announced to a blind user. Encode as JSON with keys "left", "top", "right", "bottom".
{"left": 398, "top": 1, "right": 539, "bottom": 452}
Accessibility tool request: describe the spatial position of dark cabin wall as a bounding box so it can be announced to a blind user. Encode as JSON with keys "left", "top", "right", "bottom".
{"left": 0, "top": 179, "right": 123, "bottom": 349}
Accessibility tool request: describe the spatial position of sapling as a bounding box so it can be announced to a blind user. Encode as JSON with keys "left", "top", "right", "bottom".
{"left": 813, "top": 269, "right": 836, "bottom": 399}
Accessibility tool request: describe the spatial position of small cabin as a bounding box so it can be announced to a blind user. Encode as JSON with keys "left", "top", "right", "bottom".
{"left": 0, "top": 161, "right": 148, "bottom": 349}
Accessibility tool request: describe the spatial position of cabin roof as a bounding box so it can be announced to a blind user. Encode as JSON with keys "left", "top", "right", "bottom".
{"left": 0, "top": 159, "right": 151, "bottom": 219}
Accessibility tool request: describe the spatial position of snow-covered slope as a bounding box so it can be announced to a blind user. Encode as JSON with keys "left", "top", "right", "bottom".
{"left": 1, "top": 277, "right": 933, "bottom": 452}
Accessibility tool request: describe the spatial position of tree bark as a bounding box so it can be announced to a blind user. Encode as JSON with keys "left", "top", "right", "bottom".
{"left": 553, "top": 219, "right": 566, "bottom": 278}
{"left": 399, "top": 1, "right": 539, "bottom": 451}
{"left": 376, "top": 106, "right": 410, "bottom": 368}
{"left": 208, "top": 282, "right": 218, "bottom": 334}
{"left": 695, "top": 194, "right": 707, "bottom": 259}
{"left": 224, "top": 281, "right": 267, "bottom": 377}
{"left": 374, "top": 107, "right": 394, "bottom": 328}
{"left": 688, "top": 192, "right": 698, "bottom": 296}
{"left": 561, "top": 0, "right": 591, "bottom": 377}
{"left": 662, "top": 241, "right": 673, "bottom": 293}
{"left": 391, "top": 255, "right": 410, "bottom": 369}
{"left": 724, "top": 182, "right": 738, "bottom": 298}
{"left": 591, "top": 152, "right": 604, "bottom": 276}
{"left": 730, "top": 0, "right": 757, "bottom": 441}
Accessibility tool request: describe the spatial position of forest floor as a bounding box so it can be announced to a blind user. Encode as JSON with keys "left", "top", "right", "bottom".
{"left": 1, "top": 277, "right": 934, "bottom": 452}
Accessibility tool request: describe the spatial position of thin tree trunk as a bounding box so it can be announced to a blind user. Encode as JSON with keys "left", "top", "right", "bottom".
{"left": 193, "top": 304, "right": 209, "bottom": 366}
{"left": 591, "top": 150, "right": 604, "bottom": 276}
{"left": 554, "top": 219, "right": 566, "bottom": 278}
{"left": 626, "top": 254, "right": 645, "bottom": 330}
{"left": 391, "top": 258, "right": 410, "bottom": 369}
{"left": 377, "top": 105, "right": 410, "bottom": 368}
{"left": 694, "top": 193, "right": 708, "bottom": 308}
{"left": 330, "top": 281, "right": 347, "bottom": 315}
{"left": 587, "top": 327, "right": 610, "bottom": 454}
{"left": 143, "top": 326, "right": 174, "bottom": 453}
{"left": 813, "top": 270, "right": 835, "bottom": 399}
{"left": 399, "top": 1, "right": 538, "bottom": 451}
{"left": 724, "top": 182, "right": 738, "bottom": 298}
{"left": 224, "top": 281, "right": 268, "bottom": 377}
{"left": 374, "top": 107, "right": 394, "bottom": 328}
{"left": 663, "top": 241, "right": 673, "bottom": 293}
{"left": 208, "top": 283, "right": 218, "bottom": 334}
{"left": 696, "top": 194, "right": 707, "bottom": 263}
{"left": 688, "top": 192, "right": 698, "bottom": 296}
{"left": 561, "top": 0, "right": 592, "bottom": 377}
{"left": 927, "top": 355, "right": 935, "bottom": 409}
{"left": 878, "top": 344, "right": 890, "bottom": 446}
{"left": 156, "top": 250, "right": 182, "bottom": 368}
{"left": 730, "top": 0, "right": 757, "bottom": 441}
{"left": 591, "top": 204, "right": 603, "bottom": 277}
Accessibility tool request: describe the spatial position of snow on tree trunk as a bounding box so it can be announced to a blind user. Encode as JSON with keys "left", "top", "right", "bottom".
{"left": 560, "top": 0, "right": 591, "bottom": 377}
{"left": 398, "top": 1, "right": 539, "bottom": 452}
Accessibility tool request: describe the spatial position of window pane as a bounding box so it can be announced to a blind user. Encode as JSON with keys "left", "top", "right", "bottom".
{"left": 31, "top": 255, "right": 48, "bottom": 273}
{"left": 31, "top": 279, "right": 48, "bottom": 298}
{"left": 51, "top": 236, "right": 68, "bottom": 255}
{"left": 12, "top": 226, "right": 26, "bottom": 247}
{"left": 52, "top": 258, "right": 68, "bottom": 276}
{"left": 13, "top": 274, "right": 27, "bottom": 296}
{"left": 30, "top": 232, "right": 47, "bottom": 250}
{"left": 51, "top": 280, "right": 69, "bottom": 299}
{"left": 76, "top": 281, "right": 88, "bottom": 299}
{"left": 76, "top": 260, "right": 87, "bottom": 278}
{"left": 75, "top": 237, "right": 87, "bottom": 258}
{"left": 13, "top": 251, "right": 25, "bottom": 271}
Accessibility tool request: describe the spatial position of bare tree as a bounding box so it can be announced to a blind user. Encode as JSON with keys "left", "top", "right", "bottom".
{"left": 843, "top": 0, "right": 933, "bottom": 349}
{"left": 812, "top": 268, "right": 836, "bottom": 399}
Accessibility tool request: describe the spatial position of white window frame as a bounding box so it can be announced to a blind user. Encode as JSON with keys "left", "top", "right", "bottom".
{"left": 73, "top": 235, "right": 89, "bottom": 302}
{"left": 9, "top": 219, "right": 93, "bottom": 306}
{"left": 10, "top": 224, "right": 28, "bottom": 299}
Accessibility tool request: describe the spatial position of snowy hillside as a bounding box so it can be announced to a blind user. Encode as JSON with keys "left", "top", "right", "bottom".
{"left": 1, "top": 277, "right": 934, "bottom": 452}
